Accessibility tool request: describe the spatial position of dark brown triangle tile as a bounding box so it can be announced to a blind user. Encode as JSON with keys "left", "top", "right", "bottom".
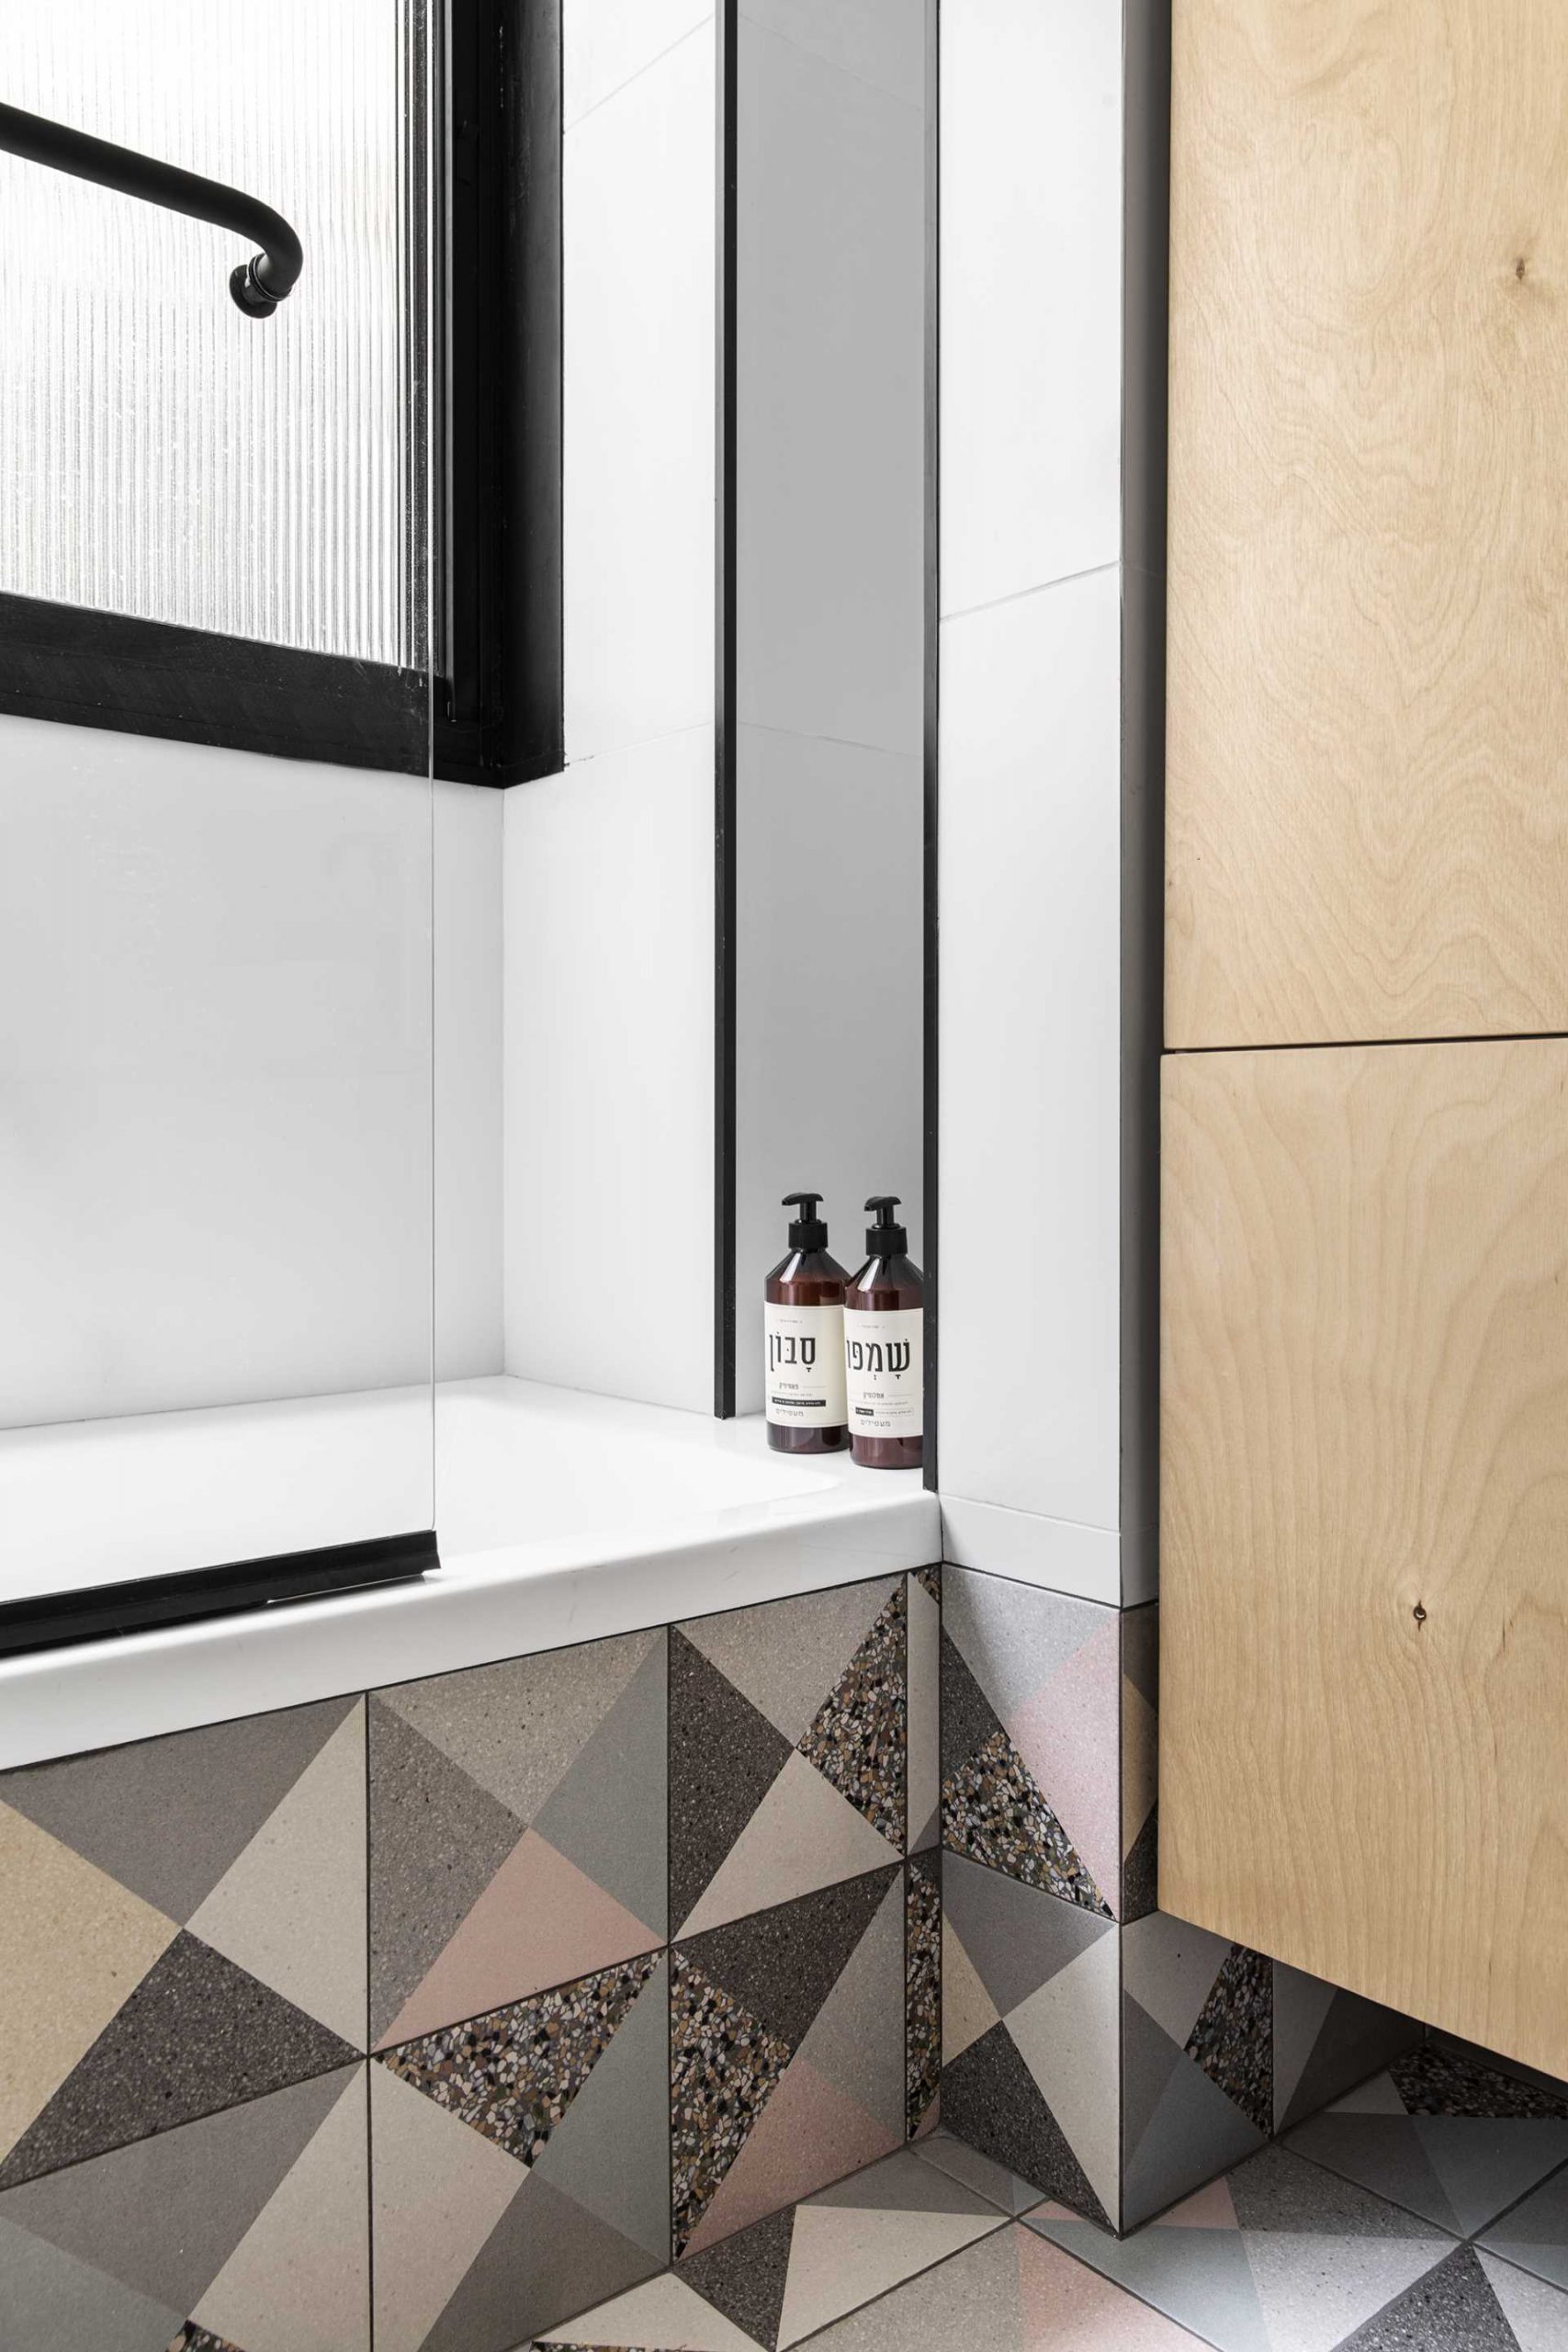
{"left": 941, "top": 2018, "right": 1113, "bottom": 2230}
{"left": 680, "top": 2201, "right": 795, "bottom": 2347}
{"left": 796, "top": 1586, "right": 906, "bottom": 1849}
{"left": 378, "top": 1951, "right": 660, "bottom": 2168}
{"left": 0, "top": 1933, "right": 358, "bottom": 2188}
{"left": 1184, "top": 1945, "right": 1273, "bottom": 2134}
{"left": 681, "top": 1867, "right": 898, "bottom": 2052}
{"left": 938, "top": 1628, "right": 1003, "bottom": 1789}
{"left": 670, "top": 1633, "right": 796, "bottom": 1937}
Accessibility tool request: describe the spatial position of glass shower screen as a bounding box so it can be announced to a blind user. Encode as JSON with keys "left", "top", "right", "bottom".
{"left": 0, "top": 0, "right": 436, "bottom": 1637}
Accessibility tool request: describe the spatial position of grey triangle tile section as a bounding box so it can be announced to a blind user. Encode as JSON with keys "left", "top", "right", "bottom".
{"left": 913, "top": 2132, "right": 1040, "bottom": 2217}
{"left": 941, "top": 1570, "right": 1101, "bottom": 1728}
{"left": 940, "top": 2020, "right": 1111, "bottom": 2230}
{"left": 530, "top": 1958, "right": 671, "bottom": 2265}
{"left": 807, "top": 2145, "right": 997, "bottom": 2219}
{"left": 0, "top": 2211, "right": 186, "bottom": 2352}
{"left": 1227, "top": 2143, "right": 1450, "bottom": 2239}
{"left": 534, "top": 1642, "right": 668, "bottom": 1939}
{"left": 422, "top": 2170, "right": 657, "bottom": 2352}
{"left": 1337, "top": 2245, "right": 1521, "bottom": 2349}
{"left": 0, "top": 1932, "right": 358, "bottom": 2188}
{"left": 367, "top": 1696, "right": 524, "bottom": 2046}
{"left": 1, "top": 1698, "right": 355, "bottom": 1926}
{"left": 682, "top": 1865, "right": 897, "bottom": 2053}
{"left": 1122, "top": 1987, "right": 1188, "bottom": 2162}
{"left": 791, "top": 1875, "right": 905, "bottom": 2142}
{"left": 1121, "top": 2048, "right": 1269, "bottom": 2236}
{"left": 1477, "top": 2248, "right": 1568, "bottom": 2349}
{"left": 680, "top": 2203, "right": 795, "bottom": 2349}
{"left": 1028, "top": 2211, "right": 1273, "bottom": 2352}
{"left": 938, "top": 1628, "right": 1004, "bottom": 1787}
{"left": 1480, "top": 2165, "right": 1568, "bottom": 2291}
{"left": 1285, "top": 2113, "right": 1465, "bottom": 2233}
{"left": 1276, "top": 1984, "right": 1421, "bottom": 2133}
{"left": 670, "top": 1631, "right": 795, "bottom": 1937}
{"left": 1413, "top": 2116, "right": 1568, "bottom": 2237}
{"left": 942, "top": 1850, "right": 1111, "bottom": 2018}
{"left": 0, "top": 2065, "right": 351, "bottom": 2319}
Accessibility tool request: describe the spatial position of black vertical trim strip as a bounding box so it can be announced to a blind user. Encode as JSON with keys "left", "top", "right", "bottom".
{"left": 922, "top": 0, "right": 942, "bottom": 1491}
{"left": 715, "top": 0, "right": 739, "bottom": 1419}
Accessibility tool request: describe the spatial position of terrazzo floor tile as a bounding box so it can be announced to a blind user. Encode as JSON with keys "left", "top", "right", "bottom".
{"left": 0, "top": 1698, "right": 367, "bottom": 2185}
{"left": 1027, "top": 2142, "right": 1455, "bottom": 2351}
{"left": 368, "top": 1631, "right": 666, "bottom": 2048}
{"left": 372, "top": 1954, "right": 670, "bottom": 2351}
{"left": 0, "top": 2062, "right": 370, "bottom": 2352}
{"left": 912, "top": 2128, "right": 1043, "bottom": 2216}
{"left": 1122, "top": 1910, "right": 1275, "bottom": 2232}
{"left": 1286, "top": 2043, "right": 1568, "bottom": 2238}
{"left": 671, "top": 1868, "right": 905, "bottom": 2256}
{"left": 1272, "top": 1965, "right": 1423, "bottom": 2137}
{"left": 1479, "top": 2163, "right": 1568, "bottom": 2293}
{"left": 671, "top": 1581, "right": 908, "bottom": 1939}
{"left": 1338, "top": 2245, "right": 1568, "bottom": 2347}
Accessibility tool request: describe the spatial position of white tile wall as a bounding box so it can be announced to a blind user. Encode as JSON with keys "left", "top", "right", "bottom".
{"left": 564, "top": 0, "right": 712, "bottom": 130}
{"left": 564, "top": 17, "right": 717, "bottom": 765}
{"left": 937, "top": 564, "right": 1123, "bottom": 1573}
{"left": 501, "top": 727, "right": 715, "bottom": 1413}
{"left": 940, "top": 0, "right": 1122, "bottom": 620}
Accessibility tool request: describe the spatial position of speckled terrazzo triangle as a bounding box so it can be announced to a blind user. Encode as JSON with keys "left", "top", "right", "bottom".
{"left": 796, "top": 1584, "right": 906, "bottom": 1848}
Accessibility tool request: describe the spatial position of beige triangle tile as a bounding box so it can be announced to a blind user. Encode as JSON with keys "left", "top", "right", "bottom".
{"left": 0, "top": 1802, "right": 178, "bottom": 2165}
{"left": 369, "top": 2065, "right": 524, "bottom": 2352}
{"left": 777, "top": 2199, "right": 1002, "bottom": 2346}
{"left": 1018, "top": 2227, "right": 1213, "bottom": 2347}
{"left": 379, "top": 1829, "right": 660, "bottom": 2048}
{"left": 942, "top": 1916, "right": 1001, "bottom": 2066}
{"left": 536, "top": 2268, "right": 762, "bottom": 2350}
{"left": 681, "top": 1582, "right": 898, "bottom": 1746}
{"left": 1005, "top": 1931, "right": 1122, "bottom": 2226}
{"left": 186, "top": 1704, "right": 367, "bottom": 2045}
{"left": 677, "top": 1752, "right": 896, "bottom": 1939}
{"left": 193, "top": 2066, "right": 369, "bottom": 2352}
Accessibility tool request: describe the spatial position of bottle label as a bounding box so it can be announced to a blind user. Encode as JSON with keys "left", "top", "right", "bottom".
{"left": 764, "top": 1302, "right": 847, "bottom": 1427}
{"left": 844, "top": 1307, "right": 923, "bottom": 1440}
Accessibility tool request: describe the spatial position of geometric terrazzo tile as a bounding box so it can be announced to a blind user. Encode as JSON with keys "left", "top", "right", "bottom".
{"left": 906, "top": 1855, "right": 941, "bottom": 2140}
{"left": 0, "top": 2063, "right": 368, "bottom": 2352}
{"left": 369, "top": 1633, "right": 667, "bottom": 2048}
{"left": 906, "top": 1570, "right": 941, "bottom": 1855}
{"left": 1027, "top": 2143, "right": 1452, "bottom": 2352}
{"left": 0, "top": 1698, "right": 367, "bottom": 2177}
{"left": 1287, "top": 2047, "right": 1568, "bottom": 2238}
{"left": 1121, "top": 1606, "right": 1159, "bottom": 1925}
{"left": 372, "top": 1961, "right": 670, "bottom": 2351}
{"left": 1272, "top": 1962, "right": 1422, "bottom": 2135}
{"left": 1337, "top": 2245, "right": 1559, "bottom": 2348}
{"left": 941, "top": 1569, "right": 1121, "bottom": 1918}
{"left": 1480, "top": 2161, "right": 1568, "bottom": 2292}
{"left": 671, "top": 1580, "right": 908, "bottom": 1939}
{"left": 672, "top": 1870, "right": 904, "bottom": 2257}
{"left": 1121, "top": 1913, "right": 1274, "bottom": 2233}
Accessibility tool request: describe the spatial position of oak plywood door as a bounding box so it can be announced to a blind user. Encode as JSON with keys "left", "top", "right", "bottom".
{"left": 1166, "top": 0, "right": 1568, "bottom": 1050}
{"left": 1160, "top": 1038, "right": 1568, "bottom": 2076}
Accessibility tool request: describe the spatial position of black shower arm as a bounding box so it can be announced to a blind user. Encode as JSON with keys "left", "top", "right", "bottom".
{"left": 0, "top": 98, "right": 301, "bottom": 316}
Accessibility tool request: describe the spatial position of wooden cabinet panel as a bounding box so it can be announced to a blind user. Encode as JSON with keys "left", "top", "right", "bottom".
{"left": 1166, "top": 0, "right": 1568, "bottom": 1050}
{"left": 1160, "top": 1038, "right": 1568, "bottom": 2075}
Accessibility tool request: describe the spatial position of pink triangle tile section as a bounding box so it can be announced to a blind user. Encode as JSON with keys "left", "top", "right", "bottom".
{"left": 1006, "top": 1622, "right": 1122, "bottom": 1913}
{"left": 1158, "top": 2175, "right": 1242, "bottom": 2231}
{"left": 682, "top": 2058, "right": 896, "bottom": 2256}
{"left": 1018, "top": 2228, "right": 1211, "bottom": 2346}
{"left": 378, "top": 1829, "right": 661, "bottom": 2049}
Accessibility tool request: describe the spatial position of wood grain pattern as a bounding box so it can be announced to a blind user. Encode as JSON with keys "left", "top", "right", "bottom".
{"left": 1166, "top": 0, "right": 1568, "bottom": 1049}
{"left": 1160, "top": 1038, "right": 1568, "bottom": 2075}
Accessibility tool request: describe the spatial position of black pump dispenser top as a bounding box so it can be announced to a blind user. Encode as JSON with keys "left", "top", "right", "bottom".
{"left": 863, "top": 1194, "right": 908, "bottom": 1257}
{"left": 783, "top": 1191, "right": 829, "bottom": 1252}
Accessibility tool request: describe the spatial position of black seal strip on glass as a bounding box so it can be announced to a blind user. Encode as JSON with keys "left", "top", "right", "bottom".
{"left": 0, "top": 1531, "right": 437, "bottom": 1659}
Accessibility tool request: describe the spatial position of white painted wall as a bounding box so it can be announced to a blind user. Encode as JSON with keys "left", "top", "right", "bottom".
{"left": 502, "top": 2, "right": 716, "bottom": 1412}
{"left": 732, "top": 0, "right": 926, "bottom": 1410}
{"left": 0, "top": 718, "right": 502, "bottom": 1434}
{"left": 937, "top": 0, "right": 1138, "bottom": 1603}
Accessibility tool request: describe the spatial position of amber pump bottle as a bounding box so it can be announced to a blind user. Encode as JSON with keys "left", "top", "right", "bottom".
{"left": 843, "top": 1196, "right": 924, "bottom": 1469}
{"left": 764, "top": 1193, "right": 850, "bottom": 1453}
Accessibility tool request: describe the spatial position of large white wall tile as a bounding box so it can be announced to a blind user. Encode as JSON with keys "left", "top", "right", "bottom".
{"left": 937, "top": 564, "right": 1122, "bottom": 1535}
{"left": 734, "top": 725, "right": 922, "bottom": 1413}
{"left": 565, "top": 0, "right": 712, "bottom": 130}
{"left": 737, "top": 16, "right": 925, "bottom": 758}
{"left": 502, "top": 727, "right": 715, "bottom": 1412}
{"left": 434, "top": 782, "right": 504, "bottom": 1381}
{"left": 0, "top": 717, "right": 443, "bottom": 1431}
{"left": 940, "top": 0, "right": 1122, "bottom": 617}
{"left": 564, "top": 23, "right": 716, "bottom": 765}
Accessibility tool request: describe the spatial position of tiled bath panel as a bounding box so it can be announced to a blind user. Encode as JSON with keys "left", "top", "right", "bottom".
{"left": 669, "top": 1575, "right": 909, "bottom": 1939}
{"left": 0, "top": 2064, "right": 370, "bottom": 2352}
{"left": 0, "top": 1696, "right": 367, "bottom": 2188}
